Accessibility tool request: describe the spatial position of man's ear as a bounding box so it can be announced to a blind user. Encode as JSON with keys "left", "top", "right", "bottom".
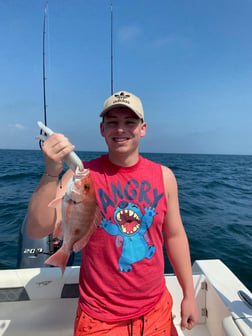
{"left": 100, "top": 122, "right": 105, "bottom": 137}
{"left": 140, "top": 122, "right": 147, "bottom": 138}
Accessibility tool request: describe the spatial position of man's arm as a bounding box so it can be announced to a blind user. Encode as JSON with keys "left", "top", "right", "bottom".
{"left": 26, "top": 133, "right": 75, "bottom": 239}
{"left": 162, "top": 165, "right": 199, "bottom": 331}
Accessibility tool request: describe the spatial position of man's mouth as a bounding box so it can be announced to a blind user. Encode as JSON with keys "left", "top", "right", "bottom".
{"left": 113, "top": 137, "right": 129, "bottom": 143}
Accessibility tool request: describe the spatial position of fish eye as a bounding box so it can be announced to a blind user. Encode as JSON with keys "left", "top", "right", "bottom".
{"left": 84, "top": 184, "right": 90, "bottom": 190}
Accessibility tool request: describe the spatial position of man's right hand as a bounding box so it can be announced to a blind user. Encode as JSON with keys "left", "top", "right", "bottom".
{"left": 42, "top": 133, "right": 75, "bottom": 177}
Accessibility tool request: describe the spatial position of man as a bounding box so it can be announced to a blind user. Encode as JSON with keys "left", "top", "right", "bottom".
{"left": 27, "top": 91, "right": 198, "bottom": 335}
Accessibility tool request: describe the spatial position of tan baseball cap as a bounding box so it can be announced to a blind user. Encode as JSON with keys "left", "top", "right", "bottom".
{"left": 100, "top": 91, "right": 144, "bottom": 120}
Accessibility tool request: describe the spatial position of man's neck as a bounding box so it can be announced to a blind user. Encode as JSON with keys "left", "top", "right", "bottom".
{"left": 108, "top": 152, "right": 140, "bottom": 167}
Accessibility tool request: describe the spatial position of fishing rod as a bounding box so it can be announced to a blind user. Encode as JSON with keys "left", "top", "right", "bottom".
{"left": 42, "top": 1, "right": 48, "bottom": 126}
{"left": 39, "top": 1, "right": 48, "bottom": 150}
{"left": 41, "top": 1, "right": 58, "bottom": 257}
{"left": 110, "top": 0, "right": 114, "bottom": 94}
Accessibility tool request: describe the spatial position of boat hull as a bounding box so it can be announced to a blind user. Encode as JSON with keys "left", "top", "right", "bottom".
{"left": 0, "top": 260, "right": 251, "bottom": 336}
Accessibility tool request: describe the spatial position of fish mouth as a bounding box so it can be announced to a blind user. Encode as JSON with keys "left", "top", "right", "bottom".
{"left": 69, "top": 189, "right": 83, "bottom": 203}
{"left": 75, "top": 168, "right": 90, "bottom": 178}
{"left": 116, "top": 209, "right": 141, "bottom": 235}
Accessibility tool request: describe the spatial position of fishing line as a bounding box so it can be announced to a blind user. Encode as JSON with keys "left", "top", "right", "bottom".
{"left": 110, "top": 0, "right": 114, "bottom": 94}
{"left": 39, "top": 1, "right": 49, "bottom": 149}
{"left": 39, "top": 1, "right": 56, "bottom": 257}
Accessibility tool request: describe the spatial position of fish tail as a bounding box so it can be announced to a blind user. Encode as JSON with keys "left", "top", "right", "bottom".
{"left": 44, "top": 248, "right": 69, "bottom": 276}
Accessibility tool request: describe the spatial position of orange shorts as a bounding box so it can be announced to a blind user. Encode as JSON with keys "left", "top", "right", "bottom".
{"left": 74, "top": 288, "right": 178, "bottom": 336}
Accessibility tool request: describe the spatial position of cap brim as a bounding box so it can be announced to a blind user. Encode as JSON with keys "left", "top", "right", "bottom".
{"left": 100, "top": 104, "right": 142, "bottom": 118}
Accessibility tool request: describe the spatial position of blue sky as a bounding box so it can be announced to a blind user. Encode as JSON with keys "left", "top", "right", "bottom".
{"left": 1, "top": 0, "right": 252, "bottom": 155}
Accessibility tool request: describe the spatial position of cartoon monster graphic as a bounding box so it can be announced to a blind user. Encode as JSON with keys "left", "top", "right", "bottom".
{"left": 100, "top": 201, "right": 156, "bottom": 272}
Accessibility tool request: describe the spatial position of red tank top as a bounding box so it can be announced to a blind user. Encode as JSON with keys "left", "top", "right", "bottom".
{"left": 78, "top": 155, "right": 168, "bottom": 321}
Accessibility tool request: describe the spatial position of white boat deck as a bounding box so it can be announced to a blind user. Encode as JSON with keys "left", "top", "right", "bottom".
{"left": 0, "top": 260, "right": 251, "bottom": 336}
{"left": 177, "top": 325, "right": 210, "bottom": 336}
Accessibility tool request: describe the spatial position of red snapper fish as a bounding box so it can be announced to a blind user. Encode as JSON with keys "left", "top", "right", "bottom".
{"left": 45, "top": 167, "right": 101, "bottom": 275}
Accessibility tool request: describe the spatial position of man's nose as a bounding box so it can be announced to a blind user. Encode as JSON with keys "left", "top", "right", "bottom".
{"left": 116, "top": 122, "right": 125, "bottom": 132}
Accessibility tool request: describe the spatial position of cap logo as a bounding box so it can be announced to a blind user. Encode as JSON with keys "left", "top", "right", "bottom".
{"left": 113, "top": 92, "right": 131, "bottom": 105}
{"left": 100, "top": 90, "right": 144, "bottom": 120}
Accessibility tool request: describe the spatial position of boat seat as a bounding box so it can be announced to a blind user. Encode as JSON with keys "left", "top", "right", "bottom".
{"left": 1, "top": 298, "right": 77, "bottom": 336}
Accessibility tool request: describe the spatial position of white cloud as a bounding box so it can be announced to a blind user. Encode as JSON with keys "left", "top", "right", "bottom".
{"left": 118, "top": 24, "right": 142, "bottom": 43}
{"left": 8, "top": 123, "right": 25, "bottom": 130}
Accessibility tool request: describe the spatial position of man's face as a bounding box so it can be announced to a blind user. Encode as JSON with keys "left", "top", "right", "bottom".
{"left": 100, "top": 107, "right": 146, "bottom": 157}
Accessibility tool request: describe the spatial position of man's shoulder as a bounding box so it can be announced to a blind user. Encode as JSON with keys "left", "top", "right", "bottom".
{"left": 140, "top": 156, "right": 175, "bottom": 176}
{"left": 140, "top": 155, "right": 162, "bottom": 168}
{"left": 161, "top": 165, "right": 178, "bottom": 194}
{"left": 83, "top": 155, "right": 107, "bottom": 174}
{"left": 83, "top": 155, "right": 104, "bottom": 168}
{"left": 161, "top": 165, "right": 176, "bottom": 178}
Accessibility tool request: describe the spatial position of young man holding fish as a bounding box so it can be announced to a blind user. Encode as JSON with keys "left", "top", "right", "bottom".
{"left": 27, "top": 91, "right": 198, "bottom": 335}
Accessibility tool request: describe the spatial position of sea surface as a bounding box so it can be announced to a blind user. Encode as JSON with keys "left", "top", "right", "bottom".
{"left": 0, "top": 149, "right": 251, "bottom": 291}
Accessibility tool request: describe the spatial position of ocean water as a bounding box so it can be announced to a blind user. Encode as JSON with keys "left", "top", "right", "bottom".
{"left": 0, "top": 149, "right": 251, "bottom": 291}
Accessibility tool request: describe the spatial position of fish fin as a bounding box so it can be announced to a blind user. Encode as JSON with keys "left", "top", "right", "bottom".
{"left": 72, "top": 207, "right": 103, "bottom": 252}
{"left": 48, "top": 197, "right": 63, "bottom": 208}
{"left": 72, "top": 226, "right": 95, "bottom": 252}
{"left": 53, "top": 221, "right": 63, "bottom": 238}
{"left": 73, "top": 237, "right": 89, "bottom": 253}
{"left": 44, "top": 248, "right": 69, "bottom": 276}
